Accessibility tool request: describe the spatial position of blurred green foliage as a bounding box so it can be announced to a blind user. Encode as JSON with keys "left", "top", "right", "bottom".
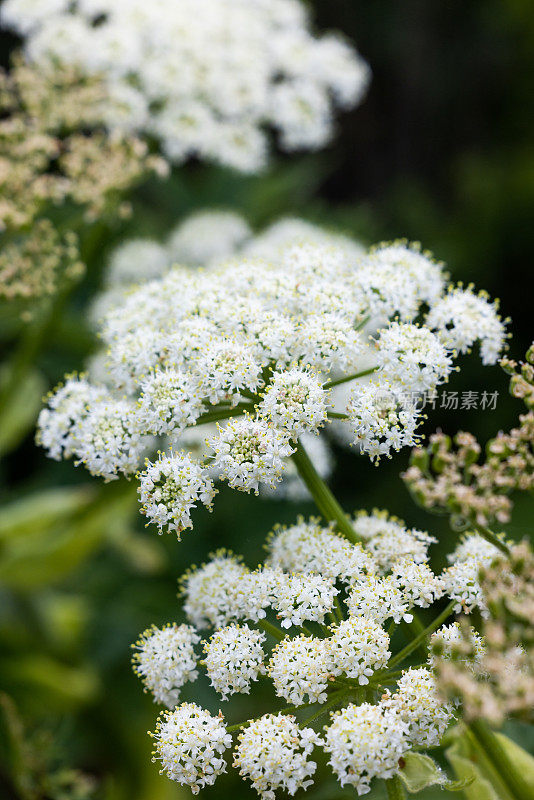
{"left": 1, "top": 0, "right": 533, "bottom": 798}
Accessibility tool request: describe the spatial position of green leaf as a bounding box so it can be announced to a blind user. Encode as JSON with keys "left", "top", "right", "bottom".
{"left": 397, "top": 753, "right": 441, "bottom": 793}
{"left": 398, "top": 752, "right": 474, "bottom": 794}
{"left": 0, "top": 368, "right": 46, "bottom": 457}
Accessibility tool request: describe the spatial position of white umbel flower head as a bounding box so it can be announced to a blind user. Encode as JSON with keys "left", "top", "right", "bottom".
{"left": 138, "top": 451, "right": 216, "bottom": 536}
{"left": 150, "top": 703, "right": 231, "bottom": 793}
{"left": 233, "top": 713, "right": 322, "bottom": 800}
{"left": 137, "top": 369, "right": 203, "bottom": 435}
{"left": 391, "top": 559, "right": 444, "bottom": 608}
{"left": 352, "top": 510, "right": 436, "bottom": 571}
{"left": 209, "top": 417, "right": 294, "bottom": 493}
{"left": 36, "top": 375, "right": 106, "bottom": 461}
{"left": 271, "top": 571, "right": 338, "bottom": 628}
{"left": 383, "top": 668, "right": 454, "bottom": 748}
{"left": 328, "top": 616, "right": 390, "bottom": 684}
{"left": 203, "top": 624, "right": 266, "bottom": 700}
{"left": 259, "top": 367, "right": 328, "bottom": 437}
{"left": 195, "top": 341, "right": 263, "bottom": 404}
{"left": 347, "top": 381, "right": 422, "bottom": 461}
{"left": 73, "top": 398, "right": 146, "bottom": 480}
{"left": 266, "top": 518, "right": 376, "bottom": 584}
{"left": 105, "top": 239, "right": 169, "bottom": 287}
{"left": 376, "top": 322, "right": 454, "bottom": 393}
{"left": 132, "top": 623, "right": 200, "bottom": 707}
{"left": 180, "top": 552, "right": 249, "bottom": 630}
{"left": 347, "top": 575, "right": 413, "bottom": 625}
{"left": 268, "top": 634, "right": 334, "bottom": 706}
{"left": 323, "top": 702, "right": 408, "bottom": 794}
{"left": 429, "top": 622, "right": 486, "bottom": 668}
{"left": 370, "top": 241, "right": 446, "bottom": 307}
{"left": 167, "top": 210, "right": 252, "bottom": 267}
{"left": 4, "top": 0, "right": 370, "bottom": 172}
{"left": 426, "top": 285, "right": 507, "bottom": 365}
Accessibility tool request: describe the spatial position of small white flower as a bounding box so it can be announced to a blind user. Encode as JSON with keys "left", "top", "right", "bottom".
{"left": 233, "top": 713, "right": 322, "bottom": 800}
{"left": 328, "top": 616, "right": 390, "bottom": 684}
{"left": 382, "top": 668, "right": 454, "bottom": 748}
{"left": 427, "top": 285, "right": 507, "bottom": 365}
{"left": 132, "top": 623, "right": 200, "bottom": 707}
{"left": 259, "top": 367, "right": 328, "bottom": 437}
{"left": 347, "top": 380, "right": 422, "bottom": 461}
{"left": 376, "top": 321, "right": 454, "bottom": 393}
{"left": 73, "top": 398, "right": 147, "bottom": 480}
{"left": 151, "top": 703, "right": 231, "bottom": 793}
{"left": 203, "top": 624, "right": 266, "bottom": 700}
{"left": 138, "top": 451, "right": 216, "bottom": 536}
{"left": 323, "top": 702, "right": 408, "bottom": 794}
{"left": 268, "top": 634, "right": 334, "bottom": 706}
{"left": 36, "top": 375, "right": 106, "bottom": 461}
{"left": 352, "top": 510, "right": 436, "bottom": 571}
{"left": 137, "top": 368, "right": 203, "bottom": 435}
{"left": 347, "top": 575, "right": 413, "bottom": 625}
{"left": 209, "top": 417, "right": 294, "bottom": 493}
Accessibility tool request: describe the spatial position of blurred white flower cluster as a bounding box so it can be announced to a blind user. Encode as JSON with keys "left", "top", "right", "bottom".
{"left": 37, "top": 214, "right": 508, "bottom": 535}
{"left": 2, "top": 0, "right": 370, "bottom": 172}
{"left": 132, "top": 514, "right": 499, "bottom": 796}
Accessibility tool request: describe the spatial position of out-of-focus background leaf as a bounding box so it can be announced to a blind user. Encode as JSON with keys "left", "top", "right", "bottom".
{"left": 0, "top": 0, "right": 533, "bottom": 798}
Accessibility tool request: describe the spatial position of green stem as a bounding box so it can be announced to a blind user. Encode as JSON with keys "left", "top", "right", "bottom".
{"left": 323, "top": 367, "right": 377, "bottom": 390}
{"left": 333, "top": 596, "right": 344, "bottom": 623}
{"left": 291, "top": 439, "right": 361, "bottom": 545}
{"left": 468, "top": 719, "right": 532, "bottom": 800}
{"left": 195, "top": 403, "right": 252, "bottom": 427}
{"left": 472, "top": 522, "right": 510, "bottom": 556}
{"left": 256, "top": 619, "right": 285, "bottom": 642}
{"left": 328, "top": 411, "right": 349, "bottom": 420}
{"left": 300, "top": 688, "right": 348, "bottom": 726}
{"left": 385, "top": 775, "right": 406, "bottom": 800}
{"left": 388, "top": 600, "right": 456, "bottom": 669}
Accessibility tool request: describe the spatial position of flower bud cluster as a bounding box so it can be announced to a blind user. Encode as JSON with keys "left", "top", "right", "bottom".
{"left": 434, "top": 542, "right": 534, "bottom": 725}
{"left": 403, "top": 344, "right": 534, "bottom": 527}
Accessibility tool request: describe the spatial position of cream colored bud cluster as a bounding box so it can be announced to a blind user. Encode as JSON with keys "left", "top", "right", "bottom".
{"left": 0, "top": 220, "right": 83, "bottom": 312}
{"left": 434, "top": 542, "right": 534, "bottom": 725}
{"left": 129, "top": 514, "right": 490, "bottom": 796}
{"left": 403, "top": 343, "right": 534, "bottom": 527}
{"left": 0, "top": 57, "right": 166, "bottom": 233}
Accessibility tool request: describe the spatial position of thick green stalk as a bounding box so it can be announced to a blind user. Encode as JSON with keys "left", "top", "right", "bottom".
{"left": 385, "top": 775, "right": 406, "bottom": 800}
{"left": 195, "top": 403, "right": 252, "bottom": 427}
{"left": 323, "top": 367, "right": 377, "bottom": 390}
{"left": 256, "top": 619, "right": 285, "bottom": 642}
{"left": 473, "top": 521, "right": 510, "bottom": 556}
{"left": 291, "top": 439, "right": 361, "bottom": 544}
{"left": 300, "top": 688, "right": 349, "bottom": 726}
{"left": 388, "top": 600, "right": 456, "bottom": 669}
{"left": 468, "top": 719, "right": 532, "bottom": 800}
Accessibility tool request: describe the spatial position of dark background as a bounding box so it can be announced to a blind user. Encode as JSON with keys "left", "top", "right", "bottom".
{"left": 0, "top": 1, "right": 533, "bottom": 798}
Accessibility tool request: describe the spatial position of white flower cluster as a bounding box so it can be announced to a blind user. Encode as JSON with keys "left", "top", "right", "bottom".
{"left": 204, "top": 624, "right": 266, "bottom": 700}
{"left": 138, "top": 451, "right": 216, "bottom": 537}
{"left": 150, "top": 703, "right": 232, "bottom": 794}
{"left": 383, "top": 667, "right": 455, "bottom": 747}
{"left": 352, "top": 509, "right": 437, "bottom": 571}
{"left": 324, "top": 702, "right": 409, "bottom": 793}
{"left": 441, "top": 533, "right": 503, "bottom": 617}
{"left": 132, "top": 624, "right": 200, "bottom": 708}
{"left": 132, "top": 514, "right": 491, "bottom": 796}
{"left": 3, "top": 0, "right": 370, "bottom": 172}
{"left": 38, "top": 231, "right": 507, "bottom": 525}
{"left": 233, "top": 714, "right": 321, "bottom": 800}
